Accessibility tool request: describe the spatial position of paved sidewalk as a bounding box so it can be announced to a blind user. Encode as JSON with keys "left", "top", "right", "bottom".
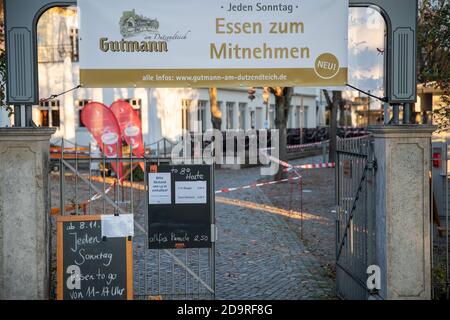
{"left": 215, "top": 163, "right": 335, "bottom": 300}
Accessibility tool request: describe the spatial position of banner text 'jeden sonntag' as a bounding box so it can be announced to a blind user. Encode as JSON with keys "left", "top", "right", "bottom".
{"left": 79, "top": 0, "right": 348, "bottom": 88}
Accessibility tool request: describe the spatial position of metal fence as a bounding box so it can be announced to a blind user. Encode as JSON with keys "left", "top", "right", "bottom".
{"left": 336, "top": 134, "right": 450, "bottom": 300}
{"left": 335, "top": 135, "right": 377, "bottom": 300}
{"left": 431, "top": 136, "right": 450, "bottom": 300}
{"left": 49, "top": 139, "right": 215, "bottom": 300}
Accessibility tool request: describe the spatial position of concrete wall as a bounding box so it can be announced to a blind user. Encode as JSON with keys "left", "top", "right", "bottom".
{"left": 371, "top": 125, "right": 434, "bottom": 300}
{"left": 0, "top": 128, "right": 55, "bottom": 299}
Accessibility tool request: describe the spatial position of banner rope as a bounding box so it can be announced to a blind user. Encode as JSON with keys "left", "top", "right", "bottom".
{"left": 40, "top": 84, "right": 82, "bottom": 103}
{"left": 346, "top": 83, "right": 387, "bottom": 102}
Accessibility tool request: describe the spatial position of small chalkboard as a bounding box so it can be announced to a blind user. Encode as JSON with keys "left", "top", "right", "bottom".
{"left": 56, "top": 215, "right": 133, "bottom": 300}
{"left": 148, "top": 164, "right": 214, "bottom": 249}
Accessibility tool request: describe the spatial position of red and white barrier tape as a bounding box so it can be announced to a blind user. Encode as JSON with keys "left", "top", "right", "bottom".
{"left": 215, "top": 176, "right": 301, "bottom": 194}
{"left": 258, "top": 148, "right": 303, "bottom": 179}
{"left": 262, "top": 152, "right": 293, "bottom": 169}
{"left": 90, "top": 182, "right": 116, "bottom": 201}
{"left": 212, "top": 148, "right": 303, "bottom": 195}
{"left": 88, "top": 149, "right": 334, "bottom": 199}
{"left": 260, "top": 147, "right": 334, "bottom": 174}
{"left": 284, "top": 162, "right": 335, "bottom": 172}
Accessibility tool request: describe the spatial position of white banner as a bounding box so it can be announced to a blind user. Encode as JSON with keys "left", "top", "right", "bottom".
{"left": 79, "top": 0, "right": 348, "bottom": 87}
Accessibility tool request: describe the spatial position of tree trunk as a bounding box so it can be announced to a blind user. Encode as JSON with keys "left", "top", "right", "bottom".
{"left": 339, "top": 102, "right": 345, "bottom": 126}
{"left": 323, "top": 90, "right": 341, "bottom": 163}
{"left": 329, "top": 101, "right": 338, "bottom": 163}
{"left": 274, "top": 87, "right": 293, "bottom": 180}
{"left": 209, "top": 88, "right": 222, "bottom": 130}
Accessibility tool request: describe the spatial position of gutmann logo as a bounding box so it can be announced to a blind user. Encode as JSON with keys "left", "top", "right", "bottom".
{"left": 99, "top": 9, "right": 168, "bottom": 53}
{"left": 119, "top": 9, "right": 160, "bottom": 38}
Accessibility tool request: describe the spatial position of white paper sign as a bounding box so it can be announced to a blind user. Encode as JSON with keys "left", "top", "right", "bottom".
{"left": 149, "top": 173, "right": 172, "bottom": 204}
{"left": 175, "top": 181, "right": 207, "bottom": 204}
{"left": 101, "top": 214, "right": 134, "bottom": 238}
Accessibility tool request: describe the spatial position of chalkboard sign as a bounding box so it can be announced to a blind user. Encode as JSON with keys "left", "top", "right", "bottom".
{"left": 56, "top": 215, "right": 133, "bottom": 300}
{"left": 148, "top": 164, "right": 214, "bottom": 249}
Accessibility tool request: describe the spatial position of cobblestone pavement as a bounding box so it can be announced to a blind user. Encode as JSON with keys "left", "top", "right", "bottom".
{"left": 49, "top": 156, "right": 336, "bottom": 300}
{"left": 262, "top": 156, "right": 337, "bottom": 278}
{"left": 214, "top": 158, "right": 335, "bottom": 300}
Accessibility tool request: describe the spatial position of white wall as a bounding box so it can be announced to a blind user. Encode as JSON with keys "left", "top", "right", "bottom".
{"left": 35, "top": 68, "right": 321, "bottom": 147}
{"left": 0, "top": 109, "right": 12, "bottom": 127}
{"left": 289, "top": 94, "right": 317, "bottom": 129}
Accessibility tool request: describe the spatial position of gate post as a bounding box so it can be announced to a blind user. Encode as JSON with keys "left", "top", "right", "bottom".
{"left": 0, "top": 127, "right": 55, "bottom": 299}
{"left": 369, "top": 125, "right": 435, "bottom": 300}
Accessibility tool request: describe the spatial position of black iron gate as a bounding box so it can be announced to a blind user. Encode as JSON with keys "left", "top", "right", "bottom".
{"left": 335, "top": 136, "right": 378, "bottom": 300}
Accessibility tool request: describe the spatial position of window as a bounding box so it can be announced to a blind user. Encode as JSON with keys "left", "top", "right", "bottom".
{"left": 303, "top": 106, "right": 309, "bottom": 128}
{"left": 123, "top": 98, "right": 142, "bottom": 108}
{"left": 197, "top": 100, "right": 208, "bottom": 132}
{"left": 294, "top": 105, "right": 309, "bottom": 128}
{"left": 70, "top": 28, "right": 79, "bottom": 62}
{"left": 123, "top": 98, "right": 142, "bottom": 120}
{"left": 217, "top": 101, "right": 223, "bottom": 130}
{"left": 38, "top": 100, "right": 60, "bottom": 127}
{"left": 295, "top": 105, "right": 301, "bottom": 128}
{"left": 316, "top": 103, "right": 321, "bottom": 125}
{"left": 297, "top": 106, "right": 309, "bottom": 128}
{"left": 287, "top": 105, "right": 293, "bottom": 128}
{"left": 238, "top": 103, "right": 247, "bottom": 130}
{"left": 226, "top": 102, "right": 235, "bottom": 129}
{"left": 40, "top": 110, "right": 49, "bottom": 127}
{"left": 76, "top": 99, "right": 92, "bottom": 127}
{"left": 181, "top": 99, "right": 192, "bottom": 132}
{"left": 250, "top": 110, "right": 255, "bottom": 129}
{"left": 256, "top": 107, "right": 263, "bottom": 129}
{"left": 269, "top": 104, "right": 275, "bottom": 128}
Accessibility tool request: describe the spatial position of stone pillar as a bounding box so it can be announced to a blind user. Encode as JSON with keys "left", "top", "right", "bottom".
{"left": 369, "top": 125, "right": 435, "bottom": 300}
{"left": 0, "top": 128, "right": 55, "bottom": 299}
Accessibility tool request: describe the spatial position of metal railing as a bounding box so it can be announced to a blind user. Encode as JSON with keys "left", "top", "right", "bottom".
{"left": 431, "top": 136, "right": 450, "bottom": 300}
{"left": 49, "top": 139, "right": 215, "bottom": 300}
{"left": 336, "top": 134, "right": 372, "bottom": 153}
{"left": 335, "top": 135, "right": 377, "bottom": 300}
{"left": 146, "top": 137, "right": 176, "bottom": 158}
